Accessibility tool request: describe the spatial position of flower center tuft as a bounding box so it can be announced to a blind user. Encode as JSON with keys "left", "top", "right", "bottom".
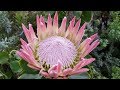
{"left": 38, "top": 36, "right": 77, "bottom": 67}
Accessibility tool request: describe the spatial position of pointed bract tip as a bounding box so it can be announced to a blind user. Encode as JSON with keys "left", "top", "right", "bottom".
{"left": 95, "top": 33, "right": 98, "bottom": 35}
{"left": 73, "top": 16, "right": 76, "bottom": 19}
{"left": 16, "top": 51, "right": 20, "bottom": 56}
{"left": 29, "top": 24, "right": 32, "bottom": 27}
{"left": 22, "top": 23, "right": 24, "bottom": 26}
{"left": 54, "top": 11, "right": 58, "bottom": 18}
{"left": 20, "top": 38, "right": 23, "bottom": 41}
{"left": 81, "top": 58, "right": 85, "bottom": 60}
{"left": 77, "top": 19, "right": 81, "bottom": 22}
{"left": 93, "top": 33, "right": 98, "bottom": 37}
{"left": 71, "top": 16, "right": 76, "bottom": 22}
{"left": 36, "top": 14, "right": 39, "bottom": 17}
{"left": 97, "top": 41, "right": 100, "bottom": 45}
{"left": 84, "top": 22, "right": 88, "bottom": 25}
{"left": 48, "top": 13, "right": 51, "bottom": 16}
{"left": 88, "top": 38, "right": 92, "bottom": 40}
{"left": 55, "top": 11, "right": 58, "bottom": 14}
{"left": 22, "top": 23, "right": 27, "bottom": 29}
{"left": 90, "top": 58, "right": 95, "bottom": 61}
{"left": 64, "top": 16, "right": 67, "bottom": 19}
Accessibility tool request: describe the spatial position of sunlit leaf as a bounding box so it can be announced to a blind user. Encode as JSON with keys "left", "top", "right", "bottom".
{"left": 0, "top": 52, "right": 9, "bottom": 64}
{"left": 19, "top": 60, "right": 38, "bottom": 74}
{"left": 81, "top": 11, "right": 92, "bottom": 25}
{"left": 10, "top": 61, "right": 22, "bottom": 73}
{"left": 73, "top": 11, "right": 82, "bottom": 19}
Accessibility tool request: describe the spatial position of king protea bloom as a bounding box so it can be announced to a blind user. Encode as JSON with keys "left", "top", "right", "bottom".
{"left": 16, "top": 11, "right": 100, "bottom": 79}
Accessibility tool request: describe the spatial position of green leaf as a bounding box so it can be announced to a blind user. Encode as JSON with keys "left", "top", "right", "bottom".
{"left": 0, "top": 71, "right": 4, "bottom": 79}
{"left": 81, "top": 11, "right": 92, "bottom": 25}
{"left": 0, "top": 52, "right": 9, "bottom": 64}
{"left": 19, "top": 60, "right": 38, "bottom": 74}
{"left": 0, "top": 73, "right": 6, "bottom": 79}
{"left": 0, "top": 73, "right": 3, "bottom": 77}
{"left": 69, "top": 73, "right": 89, "bottom": 79}
{"left": 4, "top": 70, "right": 13, "bottom": 79}
{"left": 73, "top": 11, "right": 82, "bottom": 19}
{"left": 10, "top": 61, "right": 22, "bottom": 73}
{"left": 18, "top": 74, "right": 42, "bottom": 79}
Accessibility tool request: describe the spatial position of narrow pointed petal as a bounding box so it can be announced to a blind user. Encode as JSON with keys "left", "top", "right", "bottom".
{"left": 78, "top": 38, "right": 91, "bottom": 51}
{"left": 73, "top": 58, "right": 95, "bottom": 71}
{"left": 20, "top": 38, "right": 28, "bottom": 45}
{"left": 22, "top": 24, "right": 38, "bottom": 51}
{"left": 77, "top": 33, "right": 98, "bottom": 48}
{"left": 53, "top": 11, "right": 58, "bottom": 27}
{"left": 73, "top": 19, "right": 81, "bottom": 35}
{"left": 59, "top": 17, "right": 67, "bottom": 36}
{"left": 17, "top": 50, "right": 40, "bottom": 68}
{"left": 70, "top": 16, "right": 76, "bottom": 27}
{"left": 16, "top": 51, "right": 29, "bottom": 62}
{"left": 80, "top": 33, "right": 98, "bottom": 47}
{"left": 53, "top": 11, "right": 58, "bottom": 34}
{"left": 63, "top": 68, "right": 73, "bottom": 76}
{"left": 47, "top": 14, "right": 52, "bottom": 28}
{"left": 57, "top": 61, "right": 62, "bottom": 73}
{"left": 36, "top": 15, "right": 42, "bottom": 41}
{"left": 29, "top": 24, "right": 37, "bottom": 38}
{"left": 49, "top": 70, "right": 58, "bottom": 78}
{"left": 36, "top": 15, "right": 40, "bottom": 31}
{"left": 70, "top": 68, "right": 89, "bottom": 75}
{"left": 78, "top": 34, "right": 99, "bottom": 56}
{"left": 19, "top": 49, "right": 34, "bottom": 64}
{"left": 40, "top": 71, "right": 50, "bottom": 78}
{"left": 75, "top": 22, "right": 87, "bottom": 45}
{"left": 82, "top": 39, "right": 100, "bottom": 57}
{"left": 40, "top": 21, "right": 46, "bottom": 31}
{"left": 73, "top": 58, "right": 85, "bottom": 71}
{"left": 37, "top": 15, "right": 46, "bottom": 40}
{"left": 79, "top": 58, "right": 95, "bottom": 68}
{"left": 27, "top": 64, "right": 41, "bottom": 70}
{"left": 28, "top": 24, "right": 38, "bottom": 51}
{"left": 22, "top": 23, "right": 31, "bottom": 43}
{"left": 36, "top": 15, "right": 40, "bottom": 27}
{"left": 18, "top": 49, "right": 40, "bottom": 68}
{"left": 47, "top": 63, "right": 60, "bottom": 78}
{"left": 47, "top": 13, "right": 52, "bottom": 34}
{"left": 40, "top": 22, "right": 47, "bottom": 39}
{"left": 21, "top": 45, "right": 27, "bottom": 51}
{"left": 65, "top": 16, "right": 76, "bottom": 38}
{"left": 25, "top": 44, "right": 34, "bottom": 56}
{"left": 48, "top": 65, "right": 57, "bottom": 73}
{"left": 20, "top": 40, "right": 34, "bottom": 58}
{"left": 40, "top": 15, "right": 46, "bottom": 25}
{"left": 89, "top": 33, "right": 98, "bottom": 42}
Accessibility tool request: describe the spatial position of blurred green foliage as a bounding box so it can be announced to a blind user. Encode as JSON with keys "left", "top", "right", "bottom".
{"left": 108, "top": 11, "right": 120, "bottom": 42}
{"left": 112, "top": 66, "right": 120, "bottom": 79}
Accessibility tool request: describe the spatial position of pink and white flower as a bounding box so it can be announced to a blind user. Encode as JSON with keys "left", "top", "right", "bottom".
{"left": 16, "top": 11, "right": 100, "bottom": 79}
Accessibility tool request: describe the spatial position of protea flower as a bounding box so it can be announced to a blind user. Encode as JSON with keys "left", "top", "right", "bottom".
{"left": 16, "top": 11, "right": 100, "bottom": 79}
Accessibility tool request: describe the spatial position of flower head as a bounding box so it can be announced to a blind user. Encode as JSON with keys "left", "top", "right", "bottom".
{"left": 16, "top": 11, "right": 100, "bottom": 79}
